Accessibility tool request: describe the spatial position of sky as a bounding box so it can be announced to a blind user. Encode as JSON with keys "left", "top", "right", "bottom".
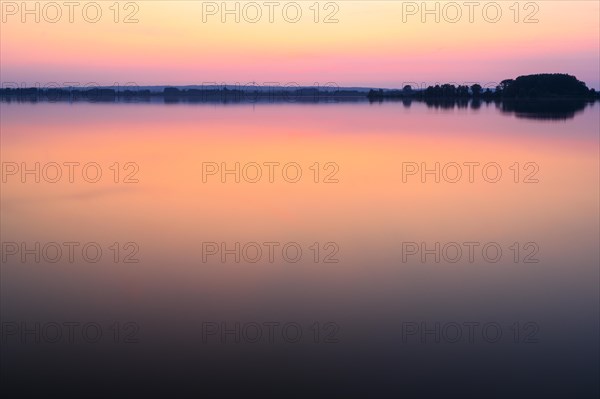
{"left": 1, "top": 1, "right": 599, "bottom": 89}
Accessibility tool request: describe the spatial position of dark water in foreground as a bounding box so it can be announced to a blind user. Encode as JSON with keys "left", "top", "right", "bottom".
{"left": 1, "top": 101, "right": 598, "bottom": 398}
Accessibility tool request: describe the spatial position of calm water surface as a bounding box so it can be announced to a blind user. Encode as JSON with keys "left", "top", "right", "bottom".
{"left": 1, "top": 101, "right": 598, "bottom": 398}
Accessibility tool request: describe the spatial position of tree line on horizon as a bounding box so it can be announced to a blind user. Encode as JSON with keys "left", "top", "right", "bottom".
{"left": 368, "top": 74, "right": 598, "bottom": 100}
{"left": 1, "top": 74, "right": 598, "bottom": 102}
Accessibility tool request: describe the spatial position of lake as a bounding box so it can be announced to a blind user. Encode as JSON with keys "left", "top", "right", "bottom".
{"left": 1, "top": 99, "right": 599, "bottom": 398}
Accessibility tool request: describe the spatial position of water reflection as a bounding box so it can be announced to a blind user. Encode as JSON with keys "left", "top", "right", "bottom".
{"left": 498, "top": 99, "right": 592, "bottom": 120}
{"left": 2, "top": 93, "right": 596, "bottom": 121}
{"left": 1, "top": 101, "right": 598, "bottom": 398}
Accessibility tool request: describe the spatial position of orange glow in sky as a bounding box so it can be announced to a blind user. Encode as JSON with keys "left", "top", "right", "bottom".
{"left": 1, "top": 1, "right": 599, "bottom": 88}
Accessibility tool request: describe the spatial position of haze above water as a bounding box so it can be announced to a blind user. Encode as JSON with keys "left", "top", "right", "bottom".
{"left": 1, "top": 101, "right": 598, "bottom": 398}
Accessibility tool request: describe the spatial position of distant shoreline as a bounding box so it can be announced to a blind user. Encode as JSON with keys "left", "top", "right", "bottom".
{"left": 1, "top": 92, "right": 598, "bottom": 102}
{"left": 2, "top": 74, "right": 599, "bottom": 103}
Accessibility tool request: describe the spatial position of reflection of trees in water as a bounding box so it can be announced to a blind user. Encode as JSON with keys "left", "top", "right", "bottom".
{"left": 497, "top": 99, "right": 590, "bottom": 120}
{"left": 2, "top": 91, "right": 596, "bottom": 121}
{"left": 424, "top": 98, "right": 470, "bottom": 109}
{"left": 368, "top": 97, "right": 594, "bottom": 120}
{"left": 421, "top": 98, "right": 592, "bottom": 120}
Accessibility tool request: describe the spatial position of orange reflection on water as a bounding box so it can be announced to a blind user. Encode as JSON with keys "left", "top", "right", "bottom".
{"left": 0, "top": 102, "right": 598, "bottom": 322}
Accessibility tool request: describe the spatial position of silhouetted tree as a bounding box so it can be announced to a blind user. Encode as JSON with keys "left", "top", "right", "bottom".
{"left": 471, "top": 84, "right": 482, "bottom": 97}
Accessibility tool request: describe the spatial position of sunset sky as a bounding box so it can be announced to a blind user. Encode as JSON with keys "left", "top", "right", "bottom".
{"left": 1, "top": 1, "right": 599, "bottom": 88}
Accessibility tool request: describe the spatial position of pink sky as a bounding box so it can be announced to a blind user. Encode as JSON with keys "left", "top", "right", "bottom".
{"left": 1, "top": 1, "right": 599, "bottom": 88}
